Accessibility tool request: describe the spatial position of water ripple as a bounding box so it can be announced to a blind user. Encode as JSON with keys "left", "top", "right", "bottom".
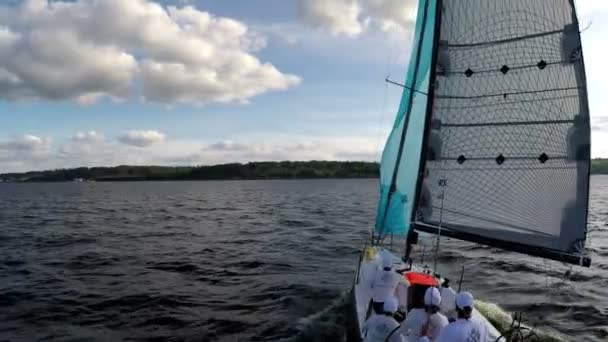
{"left": 0, "top": 178, "right": 606, "bottom": 341}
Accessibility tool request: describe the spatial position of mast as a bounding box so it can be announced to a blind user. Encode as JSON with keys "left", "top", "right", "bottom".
{"left": 409, "top": 0, "right": 443, "bottom": 247}
{"left": 402, "top": 0, "right": 443, "bottom": 259}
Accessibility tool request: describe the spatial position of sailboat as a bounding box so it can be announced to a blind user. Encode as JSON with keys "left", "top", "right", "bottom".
{"left": 352, "top": 0, "right": 591, "bottom": 340}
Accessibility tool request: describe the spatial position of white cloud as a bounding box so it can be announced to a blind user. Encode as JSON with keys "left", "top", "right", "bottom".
{"left": 365, "top": 0, "right": 417, "bottom": 33}
{"left": 0, "top": 134, "right": 50, "bottom": 151}
{"left": 0, "top": 0, "right": 300, "bottom": 104}
{"left": 0, "top": 134, "right": 52, "bottom": 168}
{"left": 299, "top": 0, "right": 416, "bottom": 37}
{"left": 300, "top": 0, "right": 365, "bottom": 37}
{"left": 72, "top": 131, "right": 105, "bottom": 143}
{"left": 576, "top": 0, "right": 608, "bottom": 19}
{"left": 118, "top": 130, "right": 167, "bottom": 148}
{"left": 193, "top": 135, "right": 381, "bottom": 164}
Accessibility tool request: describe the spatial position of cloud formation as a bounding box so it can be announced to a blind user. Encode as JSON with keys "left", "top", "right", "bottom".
{"left": 300, "top": 0, "right": 365, "bottom": 37}
{"left": 0, "top": 132, "right": 381, "bottom": 173}
{"left": 0, "top": 134, "right": 50, "bottom": 151}
{"left": 72, "top": 131, "right": 105, "bottom": 143}
{"left": 299, "top": 0, "right": 416, "bottom": 37}
{"left": 118, "top": 130, "right": 166, "bottom": 148}
{"left": 0, "top": 135, "right": 52, "bottom": 170}
{"left": 0, "top": 0, "right": 300, "bottom": 104}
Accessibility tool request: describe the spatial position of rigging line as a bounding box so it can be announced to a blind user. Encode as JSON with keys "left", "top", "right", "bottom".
{"left": 444, "top": 28, "right": 564, "bottom": 48}
{"left": 374, "top": 77, "right": 390, "bottom": 164}
{"left": 441, "top": 119, "right": 575, "bottom": 128}
{"left": 375, "top": 30, "right": 396, "bottom": 161}
{"left": 432, "top": 41, "right": 448, "bottom": 274}
{"left": 385, "top": 78, "right": 430, "bottom": 96}
{"left": 436, "top": 86, "right": 585, "bottom": 100}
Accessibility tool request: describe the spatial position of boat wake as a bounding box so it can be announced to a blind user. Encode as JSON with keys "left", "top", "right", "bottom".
{"left": 474, "top": 300, "right": 566, "bottom": 342}
{"left": 291, "top": 290, "right": 353, "bottom": 342}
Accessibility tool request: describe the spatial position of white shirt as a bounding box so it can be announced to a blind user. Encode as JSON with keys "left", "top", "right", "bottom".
{"left": 436, "top": 318, "right": 488, "bottom": 342}
{"left": 371, "top": 268, "right": 401, "bottom": 302}
{"left": 426, "top": 312, "right": 449, "bottom": 341}
{"left": 399, "top": 308, "right": 427, "bottom": 338}
{"left": 362, "top": 314, "right": 403, "bottom": 342}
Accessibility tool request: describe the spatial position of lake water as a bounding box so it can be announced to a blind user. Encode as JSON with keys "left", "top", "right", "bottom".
{"left": 0, "top": 178, "right": 607, "bottom": 341}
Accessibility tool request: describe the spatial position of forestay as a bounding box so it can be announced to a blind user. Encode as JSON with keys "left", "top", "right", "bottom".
{"left": 414, "top": 0, "right": 591, "bottom": 265}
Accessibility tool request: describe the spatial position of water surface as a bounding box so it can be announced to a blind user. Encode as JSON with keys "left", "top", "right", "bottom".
{"left": 0, "top": 178, "right": 606, "bottom": 341}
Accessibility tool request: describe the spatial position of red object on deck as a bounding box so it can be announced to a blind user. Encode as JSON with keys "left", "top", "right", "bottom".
{"left": 404, "top": 272, "right": 437, "bottom": 286}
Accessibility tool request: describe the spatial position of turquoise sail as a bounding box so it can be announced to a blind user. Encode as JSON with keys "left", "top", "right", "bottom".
{"left": 375, "top": 0, "right": 438, "bottom": 236}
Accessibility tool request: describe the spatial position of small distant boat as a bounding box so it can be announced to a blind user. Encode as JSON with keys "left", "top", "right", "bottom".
{"left": 352, "top": 0, "right": 591, "bottom": 340}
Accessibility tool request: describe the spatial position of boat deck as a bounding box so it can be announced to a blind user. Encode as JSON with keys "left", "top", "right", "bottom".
{"left": 353, "top": 246, "right": 503, "bottom": 341}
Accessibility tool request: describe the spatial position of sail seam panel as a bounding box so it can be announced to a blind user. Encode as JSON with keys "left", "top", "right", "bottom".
{"left": 446, "top": 28, "right": 564, "bottom": 48}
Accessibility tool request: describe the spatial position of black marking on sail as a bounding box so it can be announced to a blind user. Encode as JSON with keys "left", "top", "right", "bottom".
{"left": 500, "top": 65, "right": 510, "bottom": 74}
{"left": 495, "top": 154, "right": 505, "bottom": 165}
{"left": 537, "top": 60, "right": 547, "bottom": 70}
{"left": 457, "top": 155, "right": 466, "bottom": 164}
{"left": 464, "top": 68, "right": 474, "bottom": 77}
{"left": 538, "top": 153, "right": 549, "bottom": 163}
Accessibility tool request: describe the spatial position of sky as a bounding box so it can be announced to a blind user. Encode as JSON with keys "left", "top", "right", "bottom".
{"left": 0, "top": 0, "right": 606, "bottom": 173}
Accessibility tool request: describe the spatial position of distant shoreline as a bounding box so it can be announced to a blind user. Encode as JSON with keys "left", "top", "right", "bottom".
{"left": 2, "top": 159, "right": 608, "bottom": 183}
{"left": 0, "top": 161, "right": 380, "bottom": 183}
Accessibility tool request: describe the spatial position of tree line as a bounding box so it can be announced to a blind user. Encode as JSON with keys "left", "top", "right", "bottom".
{"left": 0, "top": 161, "right": 380, "bottom": 182}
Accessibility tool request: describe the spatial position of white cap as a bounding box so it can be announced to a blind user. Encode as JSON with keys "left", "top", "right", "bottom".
{"left": 424, "top": 287, "right": 441, "bottom": 306}
{"left": 381, "top": 253, "right": 393, "bottom": 269}
{"left": 383, "top": 296, "right": 399, "bottom": 313}
{"left": 456, "top": 291, "right": 474, "bottom": 309}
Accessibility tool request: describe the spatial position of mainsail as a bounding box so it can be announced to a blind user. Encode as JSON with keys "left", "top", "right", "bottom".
{"left": 376, "top": 0, "right": 591, "bottom": 266}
